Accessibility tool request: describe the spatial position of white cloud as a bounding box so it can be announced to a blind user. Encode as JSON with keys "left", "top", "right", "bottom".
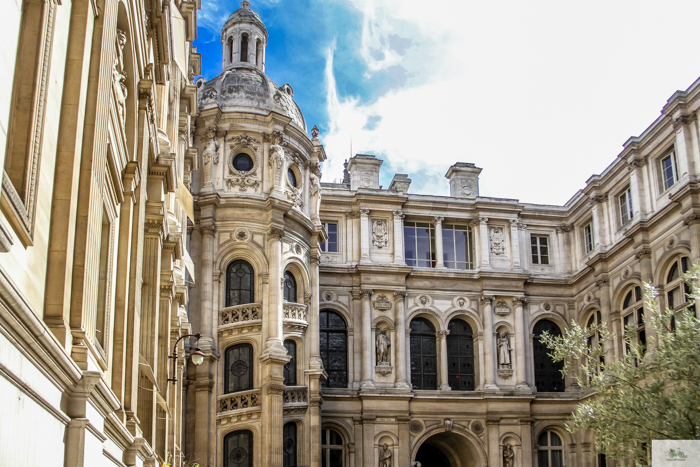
{"left": 322, "top": 0, "right": 700, "bottom": 205}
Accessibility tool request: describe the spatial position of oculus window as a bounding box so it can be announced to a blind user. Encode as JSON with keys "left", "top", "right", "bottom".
{"left": 321, "top": 222, "right": 338, "bottom": 252}
{"left": 531, "top": 235, "right": 549, "bottom": 265}
{"left": 232, "top": 153, "right": 254, "bottom": 172}
{"left": 226, "top": 260, "right": 254, "bottom": 307}
{"left": 320, "top": 310, "right": 347, "bottom": 388}
{"left": 287, "top": 168, "right": 297, "bottom": 187}
{"left": 441, "top": 224, "right": 474, "bottom": 269}
{"left": 404, "top": 221, "right": 435, "bottom": 267}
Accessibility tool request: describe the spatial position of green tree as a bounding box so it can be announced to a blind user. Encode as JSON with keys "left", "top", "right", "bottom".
{"left": 540, "top": 265, "right": 700, "bottom": 465}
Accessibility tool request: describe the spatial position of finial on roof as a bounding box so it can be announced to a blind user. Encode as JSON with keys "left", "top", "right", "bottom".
{"left": 241, "top": 1, "right": 250, "bottom": 8}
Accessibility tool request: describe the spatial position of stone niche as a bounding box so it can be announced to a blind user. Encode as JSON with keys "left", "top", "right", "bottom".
{"left": 348, "top": 154, "right": 382, "bottom": 190}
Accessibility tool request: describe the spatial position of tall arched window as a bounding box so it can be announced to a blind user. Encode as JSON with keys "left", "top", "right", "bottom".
{"left": 284, "top": 271, "right": 297, "bottom": 303}
{"left": 321, "top": 428, "right": 344, "bottom": 467}
{"left": 224, "top": 343, "right": 253, "bottom": 394}
{"left": 533, "top": 320, "right": 565, "bottom": 392}
{"left": 283, "top": 422, "right": 297, "bottom": 467}
{"left": 537, "top": 430, "right": 564, "bottom": 467}
{"left": 226, "top": 260, "right": 254, "bottom": 307}
{"left": 410, "top": 318, "right": 437, "bottom": 390}
{"left": 320, "top": 310, "right": 347, "bottom": 388}
{"left": 227, "top": 36, "right": 233, "bottom": 63}
{"left": 224, "top": 430, "right": 253, "bottom": 467}
{"left": 256, "top": 39, "right": 262, "bottom": 66}
{"left": 240, "top": 33, "right": 249, "bottom": 62}
{"left": 447, "top": 318, "right": 475, "bottom": 390}
{"left": 622, "top": 285, "right": 646, "bottom": 360}
{"left": 284, "top": 339, "right": 296, "bottom": 385}
{"left": 666, "top": 256, "right": 691, "bottom": 313}
{"left": 585, "top": 310, "right": 604, "bottom": 373}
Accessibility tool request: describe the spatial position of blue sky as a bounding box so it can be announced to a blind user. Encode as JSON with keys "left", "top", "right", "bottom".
{"left": 195, "top": 0, "right": 700, "bottom": 205}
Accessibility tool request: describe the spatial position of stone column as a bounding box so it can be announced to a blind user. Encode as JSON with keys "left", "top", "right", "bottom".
{"left": 393, "top": 292, "right": 410, "bottom": 389}
{"left": 392, "top": 210, "right": 405, "bottom": 265}
{"left": 487, "top": 419, "right": 500, "bottom": 467}
{"left": 309, "top": 257, "right": 322, "bottom": 369}
{"left": 199, "top": 222, "right": 217, "bottom": 350}
{"left": 360, "top": 289, "right": 375, "bottom": 388}
{"left": 479, "top": 217, "right": 490, "bottom": 268}
{"left": 434, "top": 216, "right": 445, "bottom": 268}
{"left": 362, "top": 415, "right": 376, "bottom": 467}
{"left": 513, "top": 297, "right": 530, "bottom": 390}
{"left": 598, "top": 279, "right": 616, "bottom": 359}
{"left": 481, "top": 295, "right": 498, "bottom": 390}
{"left": 348, "top": 443, "right": 356, "bottom": 467}
{"left": 510, "top": 218, "right": 521, "bottom": 269}
{"left": 346, "top": 212, "right": 355, "bottom": 264}
{"left": 520, "top": 418, "right": 534, "bottom": 467}
{"left": 352, "top": 416, "right": 363, "bottom": 467}
{"left": 350, "top": 211, "right": 361, "bottom": 264}
{"left": 590, "top": 195, "right": 607, "bottom": 250}
{"left": 360, "top": 209, "right": 371, "bottom": 264}
{"left": 438, "top": 329, "right": 451, "bottom": 390}
{"left": 351, "top": 291, "right": 362, "bottom": 388}
{"left": 265, "top": 227, "right": 286, "bottom": 355}
{"left": 397, "top": 417, "right": 411, "bottom": 466}
{"left": 687, "top": 216, "right": 700, "bottom": 263}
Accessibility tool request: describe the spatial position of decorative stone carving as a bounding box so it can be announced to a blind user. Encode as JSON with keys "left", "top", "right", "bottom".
{"left": 376, "top": 327, "right": 391, "bottom": 364}
{"left": 219, "top": 304, "right": 261, "bottom": 326}
{"left": 373, "top": 294, "right": 392, "bottom": 311}
{"left": 503, "top": 444, "right": 515, "bottom": 467}
{"left": 410, "top": 420, "right": 423, "bottom": 433}
{"left": 218, "top": 390, "right": 259, "bottom": 413}
{"left": 444, "top": 419, "right": 453, "bottom": 432}
{"left": 489, "top": 226, "right": 505, "bottom": 255}
{"left": 202, "top": 126, "right": 220, "bottom": 185}
{"left": 497, "top": 332, "right": 512, "bottom": 369}
{"left": 497, "top": 368, "right": 513, "bottom": 378}
{"left": 379, "top": 444, "right": 392, "bottom": 467}
{"left": 471, "top": 421, "right": 484, "bottom": 435}
{"left": 269, "top": 138, "right": 286, "bottom": 190}
{"left": 323, "top": 291, "right": 334, "bottom": 302}
{"left": 311, "top": 125, "right": 320, "bottom": 138}
{"left": 234, "top": 228, "right": 250, "bottom": 242}
{"left": 375, "top": 365, "right": 393, "bottom": 377}
{"left": 542, "top": 301, "right": 552, "bottom": 312}
{"left": 268, "top": 227, "right": 285, "bottom": 239}
{"left": 494, "top": 300, "right": 511, "bottom": 316}
{"left": 419, "top": 295, "right": 428, "bottom": 306}
{"left": 226, "top": 134, "right": 261, "bottom": 191}
{"left": 372, "top": 219, "right": 388, "bottom": 248}
{"left": 113, "top": 30, "right": 128, "bottom": 129}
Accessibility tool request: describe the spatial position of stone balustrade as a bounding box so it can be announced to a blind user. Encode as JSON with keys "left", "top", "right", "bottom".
{"left": 283, "top": 386, "right": 308, "bottom": 405}
{"left": 282, "top": 302, "right": 307, "bottom": 322}
{"left": 219, "top": 303, "right": 262, "bottom": 326}
{"left": 218, "top": 389, "right": 261, "bottom": 414}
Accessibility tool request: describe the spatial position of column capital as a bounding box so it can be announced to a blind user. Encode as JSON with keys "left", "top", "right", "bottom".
{"left": 199, "top": 221, "right": 217, "bottom": 236}
{"left": 351, "top": 291, "right": 362, "bottom": 300}
{"left": 347, "top": 211, "right": 361, "bottom": 219}
{"left": 479, "top": 217, "right": 489, "bottom": 225}
{"left": 509, "top": 218, "right": 519, "bottom": 226}
{"left": 673, "top": 113, "right": 697, "bottom": 130}
{"left": 392, "top": 210, "right": 405, "bottom": 219}
{"left": 436, "top": 329, "right": 450, "bottom": 339}
{"left": 393, "top": 291, "right": 408, "bottom": 299}
{"left": 481, "top": 295, "right": 495, "bottom": 304}
{"left": 360, "top": 289, "right": 374, "bottom": 297}
{"left": 145, "top": 218, "right": 165, "bottom": 238}
{"left": 513, "top": 296, "right": 529, "bottom": 306}
{"left": 434, "top": 216, "right": 444, "bottom": 225}
{"left": 684, "top": 214, "right": 700, "bottom": 226}
{"left": 268, "top": 227, "right": 285, "bottom": 239}
{"left": 359, "top": 208, "right": 370, "bottom": 217}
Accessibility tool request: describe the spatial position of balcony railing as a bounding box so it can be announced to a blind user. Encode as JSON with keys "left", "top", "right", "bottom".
{"left": 283, "top": 386, "right": 308, "bottom": 413}
{"left": 219, "top": 303, "right": 262, "bottom": 327}
{"left": 218, "top": 389, "right": 261, "bottom": 414}
{"left": 283, "top": 302, "right": 307, "bottom": 323}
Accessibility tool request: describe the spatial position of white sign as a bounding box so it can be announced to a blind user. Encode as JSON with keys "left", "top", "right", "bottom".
{"left": 652, "top": 440, "right": 700, "bottom": 466}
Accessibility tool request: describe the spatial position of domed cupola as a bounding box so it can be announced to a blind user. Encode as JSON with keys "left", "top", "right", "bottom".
{"left": 221, "top": 1, "right": 268, "bottom": 72}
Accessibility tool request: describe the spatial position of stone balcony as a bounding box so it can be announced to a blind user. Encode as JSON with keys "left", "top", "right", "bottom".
{"left": 283, "top": 386, "right": 308, "bottom": 414}
{"left": 218, "top": 303, "right": 262, "bottom": 335}
{"left": 217, "top": 389, "right": 261, "bottom": 415}
{"left": 283, "top": 302, "right": 308, "bottom": 331}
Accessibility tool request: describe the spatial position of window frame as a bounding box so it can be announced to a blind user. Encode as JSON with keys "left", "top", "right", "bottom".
{"left": 226, "top": 259, "right": 255, "bottom": 307}
{"left": 441, "top": 223, "right": 474, "bottom": 269}
{"left": 321, "top": 428, "right": 345, "bottom": 467}
{"left": 533, "top": 319, "right": 565, "bottom": 392}
{"left": 283, "top": 339, "right": 297, "bottom": 386}
{"left": 621, "top": 285, "right": 646, "bottom": 363}
{"left": 409, "top": 317, "right": 438, "bottom": 390}
{"left": 659, "top": 147, "right": 678, "bottom": 192}
{"left": 664, "top": 256, "right": 694, "bottom": 321}
{"left": 319, "top": 310, "right": 348, "bottom": 389}
{"left": 537, "top": 430, "right": 565, "bottom": 467}
{"left": 224, "top": 343, "right": 254, "bottom": 394}
{"left": 223, "top": 429, "right": 254, "bottom": 467}
{"left": 583, "top": 222, "right": 594, "bottom": 254}
{"left": 618, "top": 186, "right": 633, "bottom": 225}
{"left": 283, "top": 270, "right": 297, "bottom": 303}
{"left": 320, "top": 221, "right": 339, "bottom": 253}
{"left": 404, "top": 221, "right": 435, "bottom": 268}
{"left": 585, "top": 310, "right": 604, "bottom": 374}
{"left": 283, "top": 422, "right": 298, "bottom": 467}
{"left": 530, "top": 235, "right": 550, "bottom": 265}
{"left": 446, "top": 318, "right": 475, "bottom": 391}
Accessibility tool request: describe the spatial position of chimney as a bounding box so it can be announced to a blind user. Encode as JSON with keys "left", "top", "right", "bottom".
{"left": 347, "top": 154, "right": 382, "bottom": 190}
{"left": 389, "top": 174, "right": 411, "bottom": 193}
{"left": 445, "top": 163, "right": 482, "bottom": 198}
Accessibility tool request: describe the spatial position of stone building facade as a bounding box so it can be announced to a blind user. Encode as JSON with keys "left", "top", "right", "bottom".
{"left": 0, "top": 0, "right": 201, "bottom": 464}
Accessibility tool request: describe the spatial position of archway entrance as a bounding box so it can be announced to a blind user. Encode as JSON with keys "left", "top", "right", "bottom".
{"left": 414, "top": 432, "right": 481, "bottom": 467}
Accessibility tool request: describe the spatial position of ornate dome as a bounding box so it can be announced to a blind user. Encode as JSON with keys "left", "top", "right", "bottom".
{"left": 222, "top": 1, "right": 267, "bottom": 37}
{"left": 197, "top": 67, "right": 306, "bottom": 131}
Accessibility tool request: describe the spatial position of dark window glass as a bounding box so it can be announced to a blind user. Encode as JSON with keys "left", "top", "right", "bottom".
{"left": 284, "top": 339, "right": 297, "bottom": 386}
{"left": 240, "top": 33, "right": 248, "bottom": 62}
{"left": 233, "top": 153, "right": 254, "bottom": 172}
{"left": 287, "top": 168, "right": 297, "bottom": 187}
{"left": 410, "top": 318, "right": 437, "bottom": 390}
{"left": 598, "top": 454, "right": 607, "bottom": 467}
{"left": 531, "top": 236, "right": 550, "bottom": 265}
{"left": 321, "top": 223, "right": 338, "bottom": 252}
{"left": 321, "top": 429, "right": 344, "bottom": 467}
{"left": 227, "top": 37, "right": 234, "bottom": 63}
{"left": 224, "top": 344, "right": 253, "bottom": 394}
{"left": 661, "top": 152, "right": 677, "bottom": 191}
{"left": 226, "top": 260, "right": 254, "bottom": 307}
{"left": 447, "top": 319, "right": 475, "bottom": 390}
{"left": 404, "top": 222, "right": 435, "bottom": 267}
{"left": 533, "top": 320, "right": 565, "bottom": 392}
{"left": 224, "top": 430, "right": 253, "bottom": 467}
{"left": 283, "top": 422, "right": 297, "bottom": 467}
{"left": 320, "top": 311, "right": 347, "bottom": 388}
{"left": 623, "top": 290, "right": 634, "bottom": 309}
{"left": 442, "top": 224, "right": 474, "bottom": 269}
{"left": 537, "top": 431, "right": 564, "bottom": 467}
{"left": 284, "top": 271, "right": 297, "bottom": 303}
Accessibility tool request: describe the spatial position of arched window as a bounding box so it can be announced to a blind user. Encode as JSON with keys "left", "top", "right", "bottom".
{"left": 287, "top": 167, "right": 297, "bottom": 187}
{"left": 227, "top": 36, "right": 233, "bottom": 63}
{"left": 321, "top": 428, "right": 344, "bottom": 467}
{"left": 585, "top": 310, "right": 604, "bottom": 373}
{"left": 410, "top": 318, "right": 437, "bottom": 390}
{"left": 224, "top": 343, "right": 253, "bottom": 393}
{"left": 666, "top": 256, "right": 691, "bottom": 312}
{"left": 447, "top": 318, "right": 475, "bottom": 390}
{"left": 320, "top": 310, "right": 347, "bottom": 388}
{"left": 256, "top": 39, "right": 262, "bottom": 66}
{"left": 224, "top": 430, "right": 253, "bottom": 467}
{"left": 284, "top": 339, "right": 296, "bottom": 385}
{"left": 226, "top": 260, "right": 254, "bottom": 307}
{"left": 240, "top": 33, "right": 249, "bottom": 62}
{"left": 283, "top": 422, "right": 297, "bottom": 467}
{"left": 622, "top": 285, "right": 646, "bottom": 361}
{"left": 537, "top": 430, "right": 564, "bottom": 467}
{"left": 533, "top": 320, "right": 565, "bottom": 392}
{"left": 284, "top": 271, "right": 297, "bottom": 303}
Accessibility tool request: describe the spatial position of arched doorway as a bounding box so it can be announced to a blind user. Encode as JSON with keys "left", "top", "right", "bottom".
{"left": 414, "top": 431, "right": 483, "bottom": 467}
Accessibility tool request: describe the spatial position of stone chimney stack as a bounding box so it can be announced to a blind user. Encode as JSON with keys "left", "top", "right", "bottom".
{"left": 347, "top": 154, "right": 382, "bottom": 190}
{"left": 445, "top": 163, "right": 482, "bottom": 198}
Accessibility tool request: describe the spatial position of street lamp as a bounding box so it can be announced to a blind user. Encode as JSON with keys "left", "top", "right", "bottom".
{"left": 168, "top": 332, "right": 205, "bottom": 385}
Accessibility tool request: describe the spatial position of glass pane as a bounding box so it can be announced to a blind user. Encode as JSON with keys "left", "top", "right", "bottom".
{"left": 328, "top": 223, "right": 338, "bottom": 252}
{"left": 283, "top": 423, "right": 297, "bottom": 467}
{"left": 538, "top": 451, "right": 550, "bottom": 467}
{"left": 284, "top": 340, "right": 296, "bottom": 386}
{"left": 551, "top": 450, "right": 563, "bottom": 467}
{"left": 405, "top": 227, "right": 416, "bottom": 261}
{"left": 550, "top": 432, "right": 562, "bottom": 446}
{"left": 635, "top": 286, "right": 642, "bottom": 303}
{"left": 538, "top": 432, "right": 548, "bottom": 446}
{"left": 227, "top": 260, "right": 254, "bottom": 306}
{"left": 416, "top": 227, "right": 431, "bottom": 264}
{"left": 443, "top": 229, "right": 455, "bottom": 266}
{"left": 329, "top": 449, "right": 343, "bottom": 467}
{"left": 455, "top": 230, "right": 467, "bottom": 264}
{"left": 225, "top": 344, "right": 253, "bottom": 393}
{"left": 668, "top": 263, "right": 679, "bottom": 283}
{"left": 224, "top": 430, "right": 253, "bottom": 467}
{"left": 533, "top": 321, "right": 565, "bottom": 392}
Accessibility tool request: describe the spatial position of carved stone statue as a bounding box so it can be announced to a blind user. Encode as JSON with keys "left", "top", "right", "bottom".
{"left": 490, "top": 226, "right": 505, "bottom": 255}
{"left": 376, "top": 328, "right": 390, "bottom": 364}
{"left": 202, "top": 127, "right": 220, "bottom": 185}
{"left": 113, "top": 30, "right": 128, "bottom": 127}
{"left": 503, "top": 443, "right": 514, "bottom": 467}
{"left": 379, "top": 443, "right": 392, "bottom": 467}
{"left": 372, "top": 219, "right": 388, "bottom": 248}
{"left": 498, "top": 332, "right": 511, "bottom": 368}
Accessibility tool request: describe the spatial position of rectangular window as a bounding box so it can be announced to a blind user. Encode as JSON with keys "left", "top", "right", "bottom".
{"left": 441, "top": 224, "right": 474, "bottom": 269}
{"left": 584, "top": 222, "right": 594, "bottom": 254}
{"left": 320, "top": 222, "right": 338, "bottom": 252}
{"left": 660, "top": 149, "right": 678, "bottom": 191}
{"left": 404, "top": 221, "right": 435, "bottom": 267}
{"left": 619, "top": 187, "right": 633, "bottom": 225}
{"left": 530, "top": 235, "right": 549, "bottom": 265}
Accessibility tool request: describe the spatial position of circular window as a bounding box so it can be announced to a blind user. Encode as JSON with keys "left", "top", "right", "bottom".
{"left": 230, "top": 360, "right": 248, "bottom": 377}
{"left": 233, "top": 153, "right": 254, "bottom": 172}
{"left": 229, "top": 447, "right": 248, "bottom": 464}
{"left": 287, "top": 168, "right": 297, "bottom": 187}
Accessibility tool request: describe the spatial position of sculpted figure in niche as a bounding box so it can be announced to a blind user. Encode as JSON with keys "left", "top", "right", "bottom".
{"left": 372, "top": 219, "right": 388, "bottom": 248}
{"left": 490, "top": 226, "right": 505, "bottom": 255}
{"left": 202, "top": 128, "right": 220, "bottom": 185}
{"left": 503, "top": 444, "right": 515, "bottom": 467}
{"left": 379, "top": 443, "right": 392, "bottom": 467}
{"left": 498, "top": 332, "right": 512, "bottom": 368}
{"left": 376, "top": 328, "right": 390, "bottom": 364}
{"left": 113, "top": 30, "right": 128, "bottom": 127}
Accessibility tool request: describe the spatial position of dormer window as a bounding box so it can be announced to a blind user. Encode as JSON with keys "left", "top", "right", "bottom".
{"left": 240, "top": 33, "right": 249, "bottom": 62}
